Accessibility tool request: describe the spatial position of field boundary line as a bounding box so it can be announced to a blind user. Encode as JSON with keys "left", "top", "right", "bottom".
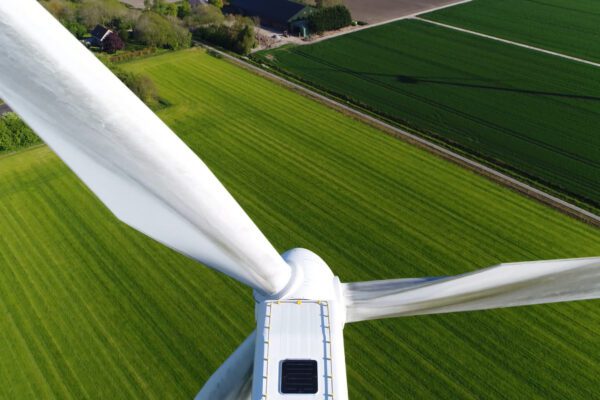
{"left": 415, "top": 17, "right": 600, "bottom": 68}
{"left": 198, "top": 45, "right": 600, "bottom": 227}
{"left": 297, "top": 0, "right": 473, "bottom": 45}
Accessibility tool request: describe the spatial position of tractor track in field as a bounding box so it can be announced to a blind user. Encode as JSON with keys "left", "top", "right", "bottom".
{"left": 414, "top": 17, "right": 600, "bottom": 69}
{"left": 198, "top": 44, "right": 600, "bottom": 228}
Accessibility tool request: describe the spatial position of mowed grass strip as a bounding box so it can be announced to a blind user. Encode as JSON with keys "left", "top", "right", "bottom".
{"left": 254, "top": 19, "right": 600, "bottom": 210}
{"left": 0, "top": 146, "right": 255, "bottom": 399}
{"left": 1, "top": 49, "right": 599, "bottom": 399}
{"left": 423, "top": 0, "right": 600, "bottom": 63}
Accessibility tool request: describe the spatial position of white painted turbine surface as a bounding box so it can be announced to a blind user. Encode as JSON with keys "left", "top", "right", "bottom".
{"left": 195, "top": 331, "right": 254, "bottom": 400}
{"left": 343, "top": 258, "right": 600, "bottom": 322}
{"left": 0, "top": 0, "right": 291, "bottom": 295}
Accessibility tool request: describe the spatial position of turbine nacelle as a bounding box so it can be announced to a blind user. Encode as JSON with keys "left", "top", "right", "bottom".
{"left": 252, "top": 248, "right": 348, "bottom": 399}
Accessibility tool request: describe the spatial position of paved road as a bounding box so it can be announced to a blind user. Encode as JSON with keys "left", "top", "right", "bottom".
{"left": 202, "top": 45, "right": 600, "bottom": 227}
{"left": 0, "top": 103, "right": 11, "bottom": 116}
{"left": 416, "top": 17, "right": 600, "bottom": 68}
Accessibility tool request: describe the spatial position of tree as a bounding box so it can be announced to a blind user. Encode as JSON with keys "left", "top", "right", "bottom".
{"left": 165, "top": 3, "right": 178, "bottom": 16}
{"left": 64, "top": 20, "right": 88, "bottom": 38}
{"left": 150, "top": 0, "right": 164, "bottom": 11}
{"left": 307, "top": 5, "right": 351, "bottom": 33}
{"left": 234, "top": 24, "right": 256, "bottom": 55}
{"left": 177, "top": 1, "right": 191, "bottom": 19}
{"left": 193, "top": 15, "right": 255, "bottom": 55}
{"left": 134, "top": 12, "right": 191, "bottom": 49}
{"left": 102, "top": 32, "right": 124, "bottom": 53}
{"left": 208, "top": 0, "right": 223, "bottom": 9}
{"left": 147, "top": 0, "right": 178, "bottom": 16}
{"left": 315, "top": 0, "right": 343, "bottom": 8}
{"left": 43, "top": 0, "right": 76, "bottom": 21}
{"left": 184, "top": 4, "right": 224, "bottom": 30}
{"left": 112, "top": 69, "right": 159, "bottom": 107}
{"left": 78, "top": 0, "right": 127, "bottom": 29}
{"left": 0, "top": 113, "right": 40, "bottom": 153}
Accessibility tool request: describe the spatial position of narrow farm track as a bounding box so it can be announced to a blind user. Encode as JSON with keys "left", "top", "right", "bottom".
{"left": 0, "top": 50, "right": 599, "bottom": 399}
{"left": 423, "top": 0, "right": 600, "bottom": 64}
{"left": 415, "top": 17, "right": 600, "bottom": 68}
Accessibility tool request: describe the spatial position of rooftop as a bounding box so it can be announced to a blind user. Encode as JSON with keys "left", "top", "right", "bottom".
{"left": 229, "top": 0, "right": 312, "bottom": 24}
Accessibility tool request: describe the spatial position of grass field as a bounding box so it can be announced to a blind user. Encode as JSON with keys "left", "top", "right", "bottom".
{"left": 254, "top": 19, "right": 600, "bottom": 210}
{"left": 1, "top": 49, "right": 599, "bottom": 399}
{"left": 423, "top": 0, "right": 600, "bottom": 63}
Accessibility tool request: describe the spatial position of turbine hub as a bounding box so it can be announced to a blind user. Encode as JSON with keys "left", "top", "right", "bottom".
{"left": 254, "top": 248, "right": 343, "bottom": 302}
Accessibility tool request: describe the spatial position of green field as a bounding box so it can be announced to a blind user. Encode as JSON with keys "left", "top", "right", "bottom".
{"left": 254, "top": 19, "right": 600, "bottom": 209}
{"left": 424, "top": 0, "right": 600, "bottom": 63}
{"left": 1, "top": 49, "right": 599, "bottom": 399}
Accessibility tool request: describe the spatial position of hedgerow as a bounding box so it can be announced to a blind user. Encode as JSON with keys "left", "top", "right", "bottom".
{"left": 0, "top": 112, "right": 41, "bottom": 153}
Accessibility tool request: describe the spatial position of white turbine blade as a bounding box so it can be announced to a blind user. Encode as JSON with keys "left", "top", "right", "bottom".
{"left": 344, "top": 257, "right": 600, "bottom": 322}
{"left": 195, "top": 331, "right": 255, "bottom": 400}
{"left": 0, "top": 1, "right": 292, "bottom": 295}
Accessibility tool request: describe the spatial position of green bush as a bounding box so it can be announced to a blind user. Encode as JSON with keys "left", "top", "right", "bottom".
{"left": 183, "top": 4, "right": 224, "bottom": 30}
{"left": 0, "top": 113, "right": 41, "bottom": 153}
{"left": 208, "top": 0, "right": 223, "bottom": 9}
{"left": 108, "top": 47, "right": 157, "bottom": 63}
{"left": 64, "top": 20, "right": 88, "bottom": 38}
{"left": 134, "top": 12, "right": 191, "bottom": 50}
{"left": 112, "top": 68, "right": 159, "bottom": 107}
{"left": 307, "top": 5, "right": 352, "bottom": 33}
{"left": 193, "top": 16, "right": 256, "bottom": 55}
{"left": 78, "top": 0, "right": 129, "bottom": 29}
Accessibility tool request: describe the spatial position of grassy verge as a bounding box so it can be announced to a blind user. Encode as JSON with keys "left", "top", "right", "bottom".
{"left": 1, "top": 49, "right": 599, "bottom": 399}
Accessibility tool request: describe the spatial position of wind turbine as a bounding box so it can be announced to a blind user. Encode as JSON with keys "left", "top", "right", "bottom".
{"left": 1, "top": 2, "right": 599, "bottom": 399}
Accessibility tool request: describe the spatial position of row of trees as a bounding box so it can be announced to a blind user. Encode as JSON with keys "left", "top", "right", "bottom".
{"left": 44, "top": 0, "right": 134, "bottom": 35}
{"left": 42, "top": 0, "right": 192, "bottom": 51}
{"left": 43, "top": 0, "right": 258, "bottom": 55}
{"left": 193, "top": 14, "right": 256, "bottom": 55}
{"left": 0, "top": 113, "right": 41, "bottom": 153}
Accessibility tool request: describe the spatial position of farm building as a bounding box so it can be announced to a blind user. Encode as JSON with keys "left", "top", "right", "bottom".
{"left": 83, "top": 25, "right": 113, "bottom": 47}
{"left": 227, "top": 0, "right": 315, "bottom": 37}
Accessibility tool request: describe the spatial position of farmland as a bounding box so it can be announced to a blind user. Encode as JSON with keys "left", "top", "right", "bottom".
{"left": 1, "top": 49, "right": 600, "bottom": 399}
{"left": 424, "top": 0, "right": 600, "bottom": 63}
{"left": 254, "top": 19, "right": 600, "bottom": 209}
{"left": 342, "top": 0, "right": 466, "bottom": 24}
